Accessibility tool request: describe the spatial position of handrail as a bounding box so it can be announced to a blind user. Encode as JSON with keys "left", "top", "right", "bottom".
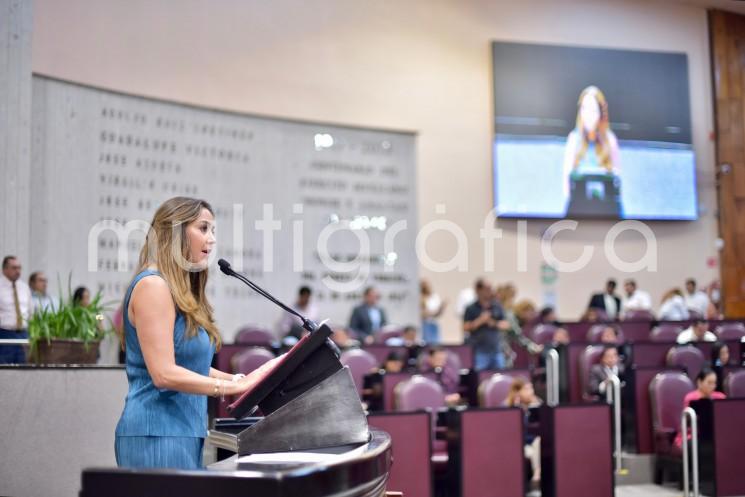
{"left": 681, "top": 406, "right": 699, "bottom": 497}
{"left": 546, "top": 349, "right": 560, "bottom": 407}
{"left": 605, "top": 374, "right": 623, "bottom": 474}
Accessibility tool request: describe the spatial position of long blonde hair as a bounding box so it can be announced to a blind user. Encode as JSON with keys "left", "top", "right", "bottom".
{"left": 124, "top": 197, "right": 221, "bottom": 349}
{"left": 573, "top": 85, "right": 613, "bottom": 172}
{"left": 505, "top": 377, "right": 528, "bottom": 407}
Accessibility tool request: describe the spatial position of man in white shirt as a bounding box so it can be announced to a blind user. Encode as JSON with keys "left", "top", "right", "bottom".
{"left": 0, "top": 256, "right": 32, "bottom": 363}
{"left": 276, "top": 286, "right": 320, "bottom": 341}
{"left": 677, "top": 318, "right": 717, "bottom": 344}
{"left": 621, "top": 279, "right": 652, "bottom": 316}
{"left": 29, "top": 271, "right": 55, "bottom": 314}
{"left": 684, "top": 278, "right": 710, "bottom": 317}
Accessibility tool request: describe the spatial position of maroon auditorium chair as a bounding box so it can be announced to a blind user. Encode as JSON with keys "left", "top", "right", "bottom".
{"left": 586, "top": 323, "right": 625, "bottom": 343}
{"left": 478, "top": 373, "right": 526, "bottom": 408}
{"left": 532, "top": 324, "right": 558, "bottom": 345}
{"left": 232, "top": 346, "right": 275, "bottom": 374}
{"left": 368, "top": 411, "right": 433, "bottom": 497}
{"left": 715, "top": 322, "right": 745, "bottom": 341}
{"left": 339, "top": 348, "right": 378, "bottom": 396}
{"left": 374, "top": 325, "right": 405, "bottom": 344}
{"left": 649, "top": 371, "right": 694, "bottom": 484}
{"left": 395, "top": 375, "right": 448, "bottom": 470}
{"left": 579, "top": 344, "right": 605, "bottom": 401}
{"left": 234, "top": 327, "right": 276, "bottom": 346}
{"left": 624, "top": 310, "right": 655, "bottom": 321}
{"left": 666, "top": 345, "right": 705, "bottom": 381}
{"left": 724, "top": 370, "right": 745, "bottom": 398}
{"left": 650, "top": 324, "right": 683, "bottom": 342}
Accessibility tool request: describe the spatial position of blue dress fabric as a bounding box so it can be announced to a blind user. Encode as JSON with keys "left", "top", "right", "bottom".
{"left": 115, "top": 269, "right": 215, "bottom": 470}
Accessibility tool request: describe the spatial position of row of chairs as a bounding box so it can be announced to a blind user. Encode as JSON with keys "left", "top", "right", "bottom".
{"left": 531, "top": 321, "right": 745, "bottom": 344}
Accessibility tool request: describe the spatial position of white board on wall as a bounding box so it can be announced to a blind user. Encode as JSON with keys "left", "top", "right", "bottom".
{"left": 30, "top": 76, "right": 418, "bottom": 341}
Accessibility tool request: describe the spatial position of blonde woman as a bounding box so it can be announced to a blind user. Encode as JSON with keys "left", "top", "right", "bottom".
{"left": 562, "top": 86, "right": 622, "bottom": 217}
{"left": 115, "top": 197, "right": 279, "bottom": 469}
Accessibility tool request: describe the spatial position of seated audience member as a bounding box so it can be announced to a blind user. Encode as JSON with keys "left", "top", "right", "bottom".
{"left": 538, "top": 306, "right": 558, "bottom": 325}
{"left": 676, "top": 318, "right": 717, "bottom": 344}
{"left": 349, "top": 286, "right": 388, "bottom": 344}
{"left": 73, "top": 286, "right": 91, "bottom": 307}
{"left": 331, "top": 327, "right": 360, "bottom": 351}
{"left": 621, "top": 279, "right": 652, "bottom": 316}
{"left": 384, "top": 325, "right": 419, "bottom": 346}
{"left": 587, "top": 278, "right": 620, "bottom": 320}
{"left": 513, "top": 299, "right": 538, "bottom": 328}
{"left": 277, "top": 286, "right": 320, "bottom": 340}
{"left": 421, "top": 346, "right": 461, "bottom": 405}
{"left": 658, "top": 288, "right": 689, "bottom": 321}
{"left": 504, "top": 377, "right": 543, "bottom": 488}
{"left": 463, "top": 279, "right": 510, "bottom": 370}
{"left": 580, "top": 307, "right": 601, "bottom": 323}
{"left": 588, "top": 345, "right": 625, "bottom": 397}
{"left": 539, "top": 327, "right": 570, "bottom": 366}
{"left": 684, "top": 278, "right": 710, "bottom": 317}
{"left": 29, "top": 271, "right": 55, "bottom": 313}
{"left": 711, "top": 341, "right": 730, "bottom": 392}
{"left": 674, "top": 368, "right": 726, "bottom": 449}
{"left": 381, "top": 351, "right": 405, "bottom": 374}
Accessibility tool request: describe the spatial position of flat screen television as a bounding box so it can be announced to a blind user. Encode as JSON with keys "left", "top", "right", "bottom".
{"left": 492, "top": 41, "right": 697, "bottom": 220}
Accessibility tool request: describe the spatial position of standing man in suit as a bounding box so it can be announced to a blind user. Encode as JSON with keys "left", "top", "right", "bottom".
{"left": 588, "top": 345, "right": 625, "bottom": 397}
{"left": 349, "top": 286, "right": 388, "bottom": 344}
{"left": 587, "top": 279, "right": 620, "bottom": 320}
{"left": 0, "top": 256, "right": 32, "bottom": 364}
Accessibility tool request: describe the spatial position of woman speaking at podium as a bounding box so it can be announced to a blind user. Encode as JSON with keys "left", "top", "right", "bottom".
{"left": 114, "top": 197, "right": 277, "bottom": 470}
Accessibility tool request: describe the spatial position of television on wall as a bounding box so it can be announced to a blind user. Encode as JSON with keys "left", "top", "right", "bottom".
{"left": 492, "top": 41, "right": 697, "bottom": 220}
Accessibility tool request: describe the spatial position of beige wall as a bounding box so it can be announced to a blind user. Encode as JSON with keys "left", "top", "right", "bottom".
{"left": 31, "top": 0, "right": 719, "bottom": 341}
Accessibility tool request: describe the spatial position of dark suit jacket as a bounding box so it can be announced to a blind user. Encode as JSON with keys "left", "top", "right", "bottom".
{"left": 349, "top": 304, "right": 387, "bottom": 340}
{"left": 588, "top": 363, "right": 625, "bottom": 397}
{"left": 588, "top": 293, "right": 621, "bottom": 313}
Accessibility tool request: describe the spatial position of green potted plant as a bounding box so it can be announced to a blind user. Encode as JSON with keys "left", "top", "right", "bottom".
{"left": 27, "top": 276, "right": 113, "bottom": 364}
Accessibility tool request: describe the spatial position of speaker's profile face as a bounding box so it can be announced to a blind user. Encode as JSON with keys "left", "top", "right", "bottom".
{"left": 186, "top": 208, "right": 216, "bottom": 269}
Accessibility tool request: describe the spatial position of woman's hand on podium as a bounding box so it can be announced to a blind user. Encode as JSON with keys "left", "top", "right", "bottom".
{"left": 227, "top": 354, "right": 285, "bottom": 396}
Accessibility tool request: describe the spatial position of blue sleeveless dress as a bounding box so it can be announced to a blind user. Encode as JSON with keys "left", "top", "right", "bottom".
{"left": 115, "top": 269, "right": 215, "bottom": 469}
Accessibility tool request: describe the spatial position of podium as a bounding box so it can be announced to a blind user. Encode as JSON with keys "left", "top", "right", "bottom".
{"left": 208, "top": 323, "right": 370, "bottom": 455}
{"left": 80, "top": 430, "right": 392, "bottom": 497}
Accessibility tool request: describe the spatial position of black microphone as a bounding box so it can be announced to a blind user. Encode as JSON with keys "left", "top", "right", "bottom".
{"left": 217, "top": 258, "right": 318, "bottom": 333}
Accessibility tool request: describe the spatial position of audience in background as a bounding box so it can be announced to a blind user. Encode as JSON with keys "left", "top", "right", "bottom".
{"left": 455, "top": 280, "right": 478, "bottom": 319}
{"left": 330, "top": 327, "right": 360, "bottom": 351}
{"left": 684, "top": 278, "right": 710, "bottom": 317}
{"left": 674, "top": 368, "right": 726, "bottom": 449}
{"left": 504, "top": 377, "right": 543, "bottom": 488}
{"left": 495, "top": 283, "right": 517, "bottom": 311}
{"left": 621, "top": 279, "right": 652, "bottom": 316}
{"left": 29, "top": 271, "right": 55, "bottom": 314}
{"left": 580, "top": 307, "right": 601, "bottom": 322}
{"left": 587, "top": 278, "right": 620, "bottom": 320}
{"left": 381, "top": 351, "right": 405, "bottom": 373}
{"left": 420, "top": 279, "right": 445, "bottom": 344}
{"left": 538, "top": 306, "right": 558, "bottom": 326}
{"left": 588, "top": 345, "right": 625, "bottom": 397}
{"left": 513, "top": 299, "right": 538, "bottom": 328}
{"left": 73, "top": 286, "right": 91, "bottom": 307}
{"left": 277, "top": 286, "right": 320, "bottom": 340}
{"left": 0, "top": 256, "right": 32, "bottom": 364}
{"left": 421, "top": 346, "right": 460, "bottom": 405}
{"left": 658, "top": 288, "right": 689, "bottom": 321}
{"left": 463, "top": 279, "right": 510, "bottom": 370}
{"left": 599, "top": 325, "right": 620, "bottom": 344}
{"left": 706, "top": 280, "right": 723, "bottom": 318}
{"left": 711, "top": 341, "right": 730, "bottom": 392}
{"left": 349, "top": 286, "right": 388, "bottom": 344}
{"left": 384, "top": 325, "right": 419, "bottom": 347}
{"left": 677, "top": 318, "right": 717, "bottom": 344}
